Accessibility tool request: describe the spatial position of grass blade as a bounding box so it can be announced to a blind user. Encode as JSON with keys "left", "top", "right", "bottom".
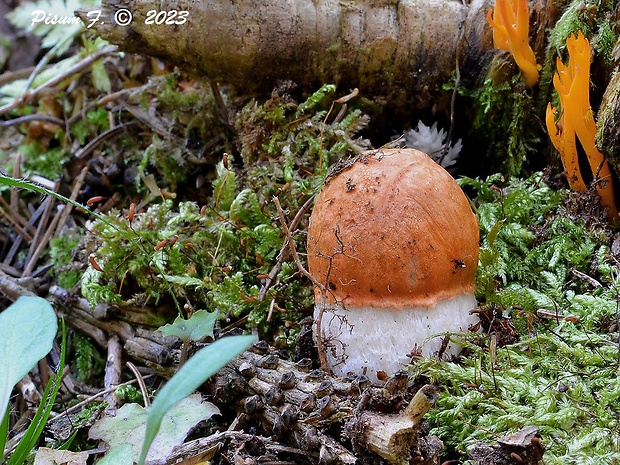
{"left": 137, "top": 335, "right": 255, "bottom": 465}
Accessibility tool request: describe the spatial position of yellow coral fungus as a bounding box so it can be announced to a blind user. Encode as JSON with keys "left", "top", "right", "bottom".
{"left": 487, "top": 0, "right": 540, "bottom": 87}
{"left": 546, "top": 32, "right": 618, "bottom": 221}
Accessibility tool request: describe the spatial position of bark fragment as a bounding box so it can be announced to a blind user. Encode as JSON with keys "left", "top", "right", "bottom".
{"left": 468, "top": 426, "right": 544, "bottom": 465}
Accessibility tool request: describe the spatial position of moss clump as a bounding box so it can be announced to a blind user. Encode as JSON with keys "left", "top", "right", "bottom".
{"left": 417, "top": 172, "right": 620, "bottom": 463}
{"left": 463, "top": 70, "right": 541, "bottom": 176}
{"left": 461, "top": 172, "right": 608, "bottom": 301}
{"left": 50, "top": 235, "right": 82, "bottom": 288}
{"left": 70, "top": 331, "right": 105, "bottom": 385}
{"left": 20, "top": 142, "right": 67, "bottom": 180}
{"left": 80, "top": 85, "right": 370, "bottom": 339}
{"left": 592, "top": 19, "right": 617, "bottom": 64}
{"left": 543, "top": 0, "right": 619, "bottom": 82}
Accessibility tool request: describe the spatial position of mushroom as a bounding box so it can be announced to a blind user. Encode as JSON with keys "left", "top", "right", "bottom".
{"left": 546, "top": 31, "right": 618, "bottom": 221}
{"left": 307, "top": 148, "right": 479, "bottom": 382}
{"left": 486, "top": 0, "right": 540, "bottom": 87}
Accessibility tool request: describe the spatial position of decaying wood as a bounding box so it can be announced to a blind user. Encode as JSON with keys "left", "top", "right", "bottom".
{"left": 166, "top": 430, "right": 309, "bottom": 465}
{"left": 468, "top": 426, "right": 544, "bottom": 465}
{"left": 599, "top": 62, "right": 620, "bottom": 174}
{"left": 48, "top": 285, "right": 442, "bottom": 463}
{"left": 103, "top": 336, "right": 122, "bottom": 414}
{"left": 49, "top": 285, "right": 179, "bottom": 378}
{"left": 0, "top": 269, "right": 37, "bottom": 300}
{"left": 213, "top": 349, "right": 442, "bottom": 464}
{"left": 351, "top": 385, "right": 438, "bottom": 464}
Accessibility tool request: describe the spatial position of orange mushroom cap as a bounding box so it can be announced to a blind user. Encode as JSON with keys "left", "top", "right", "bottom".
{"left": 307, "top": 148, "right": 479, "bottom": 311}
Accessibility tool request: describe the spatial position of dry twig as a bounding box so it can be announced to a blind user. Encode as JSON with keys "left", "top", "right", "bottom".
{"left": 0, "top": 45, "right": 118, "bottom": 116}
{"left": 258, "top": 195, "right": 315, "bottom": 300}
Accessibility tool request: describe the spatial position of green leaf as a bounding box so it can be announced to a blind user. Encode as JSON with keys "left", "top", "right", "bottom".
{"left": 91, "top": 61, "right": 111, "bottom": 93}
{"left": 137, "top": 335, "right": 255, "bottom": 465}
{"left": 8, "top": 319, "right": 66, "bottom": 465}
{"left": 158, "top": 310, "right": 218, "bottom": 342}
{"left": 0, "top": 405, "right": 8, "bottom": 462}
{"left": 0, "top": 296, "right": 57, "bottom": 426}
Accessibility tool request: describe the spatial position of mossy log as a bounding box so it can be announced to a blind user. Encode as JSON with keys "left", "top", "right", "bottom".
{"left": 598, "top": 63, "right": 620, "bottom": 175}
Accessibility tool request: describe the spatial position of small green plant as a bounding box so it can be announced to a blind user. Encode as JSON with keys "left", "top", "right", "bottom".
{"left": 87, "top": 302, "right": 254, "bottom": 464}
{"left": 158, "top": 309, "right": 219, "bottom": 363}
{"left": 0, "top": 296, "right": 64, "bottom": 464}
{"left": 88, "top": 334, "right": 255, "bottom": 464}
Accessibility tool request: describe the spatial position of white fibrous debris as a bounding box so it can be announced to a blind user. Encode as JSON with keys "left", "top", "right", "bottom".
{"left": 402, "top": 121, "right": 462, "bottom": 170}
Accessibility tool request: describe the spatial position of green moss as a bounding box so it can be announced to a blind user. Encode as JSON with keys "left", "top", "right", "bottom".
{"left": 593, "top": 20, "right": 618, "bottom": 64}
{"left": 80, "top": 85, "right": 369, "bottom": 339}
{"left": 115, "top": 385, "right": 143, "bottom": 404}
{"left": 464, "top": 71, "right": 541, "bottom": 176}
{"left": 50, "top": 236, "right": 80, "bottom": 268}
{"left": 20, "top": 141, "right": 67, "bottom": 179}
{"left": 461, "top": 173, "right": 610, "bottom": 303}
{"left": 142, "top": 136, "right": 189, "bottom": 190}
{"left": 420, "top": 172, "right": 620, "bottom": 463}
{"left": 157, "top": 72, "right": 201, "bottom": 109}
{"left": 545, "top": 0, "right": 618, "bottom": 69}
{"left": 70, "top": 332, "right": 105, "bottom": 385}
{"left": 71, "top": 107, "right": 110, "bottom": 145}
{"left": 548, "top": 2, "right": 593, "bottom": 56}
{"left": 129, "top": 75, "right": 235, "bottom": 190}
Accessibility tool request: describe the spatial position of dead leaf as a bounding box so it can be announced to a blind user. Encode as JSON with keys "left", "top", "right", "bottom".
{"left": 34, "top": 447, "right": 89, "bottom": 465}
{"left": 89, "top": 394, "right": 219, "bottom": 465}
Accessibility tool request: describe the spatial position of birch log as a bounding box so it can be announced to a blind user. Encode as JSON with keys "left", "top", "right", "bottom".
{"left": 75, "top": 0, "right": 572, "bottom": 116}
{"left": 76, "top": 0, "right": 470, "bottom": 113}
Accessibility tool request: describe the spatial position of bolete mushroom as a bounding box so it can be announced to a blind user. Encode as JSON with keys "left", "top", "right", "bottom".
{"left": 307, "top": 148, "right": 479, "bottom": 382}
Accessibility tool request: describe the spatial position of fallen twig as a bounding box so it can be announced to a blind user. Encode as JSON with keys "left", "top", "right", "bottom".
{"left": 272, "top": 196, "right": 323, "bottom": 292}
{"left": 103, "top": 337, "right": 122, "bottom": 415}
{"left": 258, "top": 195, "right": 315, "bottom": 301}
{"left": 0, "top": 45, "right": 118, "bottom": 116}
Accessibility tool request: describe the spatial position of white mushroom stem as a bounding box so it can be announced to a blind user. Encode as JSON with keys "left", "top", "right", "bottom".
{"left": 315, "top": 294, "right": 478, "bottom": 382}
